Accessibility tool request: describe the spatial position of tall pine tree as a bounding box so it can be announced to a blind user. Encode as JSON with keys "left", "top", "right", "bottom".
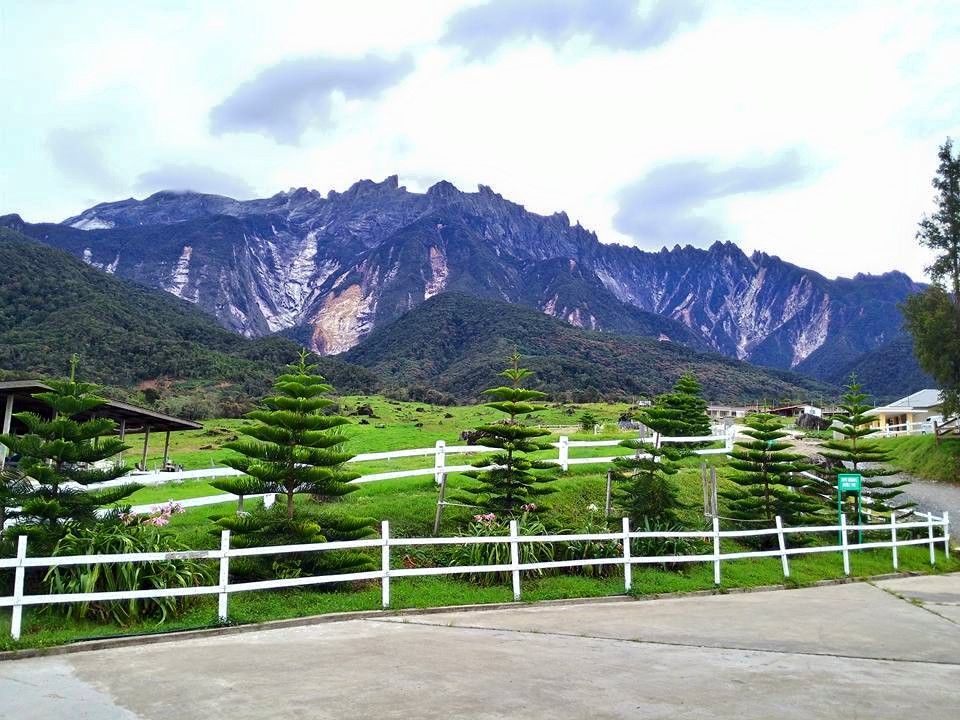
{"left": 461, "top": 353, "right": 558, "bottom": 514}
{"left": 612, "top": 401, "right": 688, "bottom": 526}
{"left": 211, "top": 352, "right": 375, "bottom": 577}
{"left": 720, "top": 413, "right": 827, "bottom": 533}
{"left": 664, "top": 371, "right": 711, "bottom": 439}
{"left": 819, "top": 376, "right": 913, "bottom": 519}
{"left": 0, "top": 356, "right": 140, "bottom": 549}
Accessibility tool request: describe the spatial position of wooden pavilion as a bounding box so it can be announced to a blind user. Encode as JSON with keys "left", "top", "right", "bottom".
{"left": 0, "top": 380, "right": 202, "bottom": 472}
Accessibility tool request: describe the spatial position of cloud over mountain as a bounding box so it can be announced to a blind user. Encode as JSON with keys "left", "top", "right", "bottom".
{"left": 613, "top": 152, "right": 809, "bottom": 247}
{"left": 210, "top": 54, "right": 415, "bottom": 144}
{"left": 442, "top": 0, "right": 702, "bottom": 58}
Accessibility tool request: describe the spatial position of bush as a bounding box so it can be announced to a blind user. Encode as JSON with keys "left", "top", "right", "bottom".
{"left": 557, "top": 513, "right": 622, "bottom": 578}
{"left": 631, "top": 518, "right": 711, "bottom": 571}
{"left": 449, "top": 512, "right": 555, "bottom": 586}
{"left": 44, "top": 523, "right": 213, "bottom": 625}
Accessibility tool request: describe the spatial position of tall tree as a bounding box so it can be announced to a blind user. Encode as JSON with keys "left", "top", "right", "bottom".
{"left": 902, "top": 137, "right": 960, "bottom": 416}
{"left": 0, "top": 356, "right": 139, "bottom": 549}
{"left": 819, "top": 376, "right": 913, "bottom": 518}
{"left": 211, "top": 352, "right": 375, "bottom": 577}
{"left": 719, "top": 414, "right": 827, "bottom": 533}
{"left": 612, "top": 401, "right": 687, "bottom": 526}
{"left": 663, "top": 371, "right": 712, "bottom": 439}
{"left": 461, "top": 353, "right": 558, "bottom": 514}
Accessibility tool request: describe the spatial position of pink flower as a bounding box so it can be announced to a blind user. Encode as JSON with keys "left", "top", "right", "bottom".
{"left": 521, "top": 503, "right": 537, "bottom": 512}
{"left": 473, "top": 513, "right": 498, "bottom": 526}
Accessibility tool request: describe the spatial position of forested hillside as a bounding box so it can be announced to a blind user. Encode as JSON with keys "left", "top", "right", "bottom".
{"left": 0, "top": 228, "right": 377, "bottom": 416}
{"left": 342, "top": 293, "right": 836, "bottom": 404}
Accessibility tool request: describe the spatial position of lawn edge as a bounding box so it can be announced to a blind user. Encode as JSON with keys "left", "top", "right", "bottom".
{"left": 1, "top": 569, "right": 949, "bottom": 662}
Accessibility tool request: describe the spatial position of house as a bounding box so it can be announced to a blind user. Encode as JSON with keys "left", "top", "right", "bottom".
{"left": 707, "top": 404, "right": 749, "bottom": 421}
{"left": 767, "top": 404, "right": 822, "bottom": 419}
{"left": 865, "top": 389, "right": 943, "bottom": 433}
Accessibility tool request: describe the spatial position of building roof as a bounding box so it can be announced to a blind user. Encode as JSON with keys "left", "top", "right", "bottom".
{"left": 866, "top": 389, "right": 943, "bottom": 416}
{"left": 0, "top": 380, "right": 202, "bottom": 433}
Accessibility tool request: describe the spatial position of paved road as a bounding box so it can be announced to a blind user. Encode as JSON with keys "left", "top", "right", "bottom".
{"left": 895, "top": 472, "right": 960, "bottom": 526}
{"left": 2, "top": 574, "right": 958, "bottom": 719}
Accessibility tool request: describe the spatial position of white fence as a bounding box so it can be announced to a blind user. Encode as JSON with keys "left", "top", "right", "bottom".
{"left": 870, "top": 421, "right": 937, "bottom": 438}
{"left": 1, "top": 509, "right": 949, "bottom": 641}
{"left": 92, "top": 429, "right": 737, "bottom": 493}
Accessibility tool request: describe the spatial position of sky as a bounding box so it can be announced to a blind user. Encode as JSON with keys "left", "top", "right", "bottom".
{"left": 1, "top": 0, "right": 957, "bottom": 281}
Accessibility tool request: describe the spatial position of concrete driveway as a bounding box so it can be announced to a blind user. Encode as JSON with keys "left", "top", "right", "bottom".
{"left": 2, "top": 574, "right": 959, "bottom": 719}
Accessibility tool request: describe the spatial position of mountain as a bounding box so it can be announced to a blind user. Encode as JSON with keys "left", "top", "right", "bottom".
{"left": 0, "top": 228, "right": 377, "bottom": 417}
{"left": 813, "top": 335, "right": 934, "bottom": 400}
{"left": 2, "top": 176, "right": 925, "bottom": 383}
{"left": 342, "top": 293, "right": 835, "bottom": 403}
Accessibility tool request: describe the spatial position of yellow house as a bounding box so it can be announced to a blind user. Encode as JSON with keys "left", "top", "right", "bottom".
{"left": 865, "top": 389, "right": 943, "bottom": 434}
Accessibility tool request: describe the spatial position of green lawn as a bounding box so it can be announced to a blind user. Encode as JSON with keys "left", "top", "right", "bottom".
{"left": 876, "top": 435, "right": 960, "bottom": 483}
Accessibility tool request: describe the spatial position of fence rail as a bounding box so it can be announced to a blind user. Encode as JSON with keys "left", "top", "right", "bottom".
{"left": 1, "top": 509, "right": 949, "bottom": 641}
{"left": 86, "top": 429, "right": 737, "bottom": 497}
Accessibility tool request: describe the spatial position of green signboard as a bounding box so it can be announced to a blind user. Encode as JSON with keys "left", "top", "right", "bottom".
{"left": 838, "top": 473, "right": 862, "bottom": 492}
{"left": 837, "top": 473, "right": 863, "bottom": 544}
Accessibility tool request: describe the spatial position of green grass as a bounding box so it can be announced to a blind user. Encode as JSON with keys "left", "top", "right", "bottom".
{"left": 876, "top": 435, "right": 960, "bottom": 483}
{"left": 129, "top": 397, "right": 636, "bottom": 472}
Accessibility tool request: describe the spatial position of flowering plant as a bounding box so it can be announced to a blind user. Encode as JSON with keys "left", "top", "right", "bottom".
{"left": 120, "top": 500, "right": 184, "bottom": 527}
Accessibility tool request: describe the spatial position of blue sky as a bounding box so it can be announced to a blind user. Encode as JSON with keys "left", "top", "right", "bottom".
{"left": 1, "top": 0, "right": 956, "bottom": 280}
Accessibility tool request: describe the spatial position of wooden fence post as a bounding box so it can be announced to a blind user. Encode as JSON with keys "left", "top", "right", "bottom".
{"left": 604, "top": 469, "right": 613, "bottom": 517}
{"left": 218, "top": 529, "right": 230, "bottom": 622}
{"left": 10, "top": 534, "right": 27, "bottom": 641}
{"left": 622, "top": 517, "right": 632, "bottom": 592}
{"left": 712, "top": 516, "right": 721, "bottom": 586}
{"left": 890, "top": 512, "right": 898, "bottom": 570}
{"left": 509, "top": 519, "right": 521, "bottom": 601}
{"left": 943, "top": 511, "right": 951, "bottom": 558}
{"left": 381, "top": 520, "right": 391, "bottom": 609}
{"left": 775, "top": 516, "right": 790, "bottom": 578}
{"left": 558, "top": 436, "right": 569, "bottom": 472}
{"left": 927, "top": 512, "right": 936, "bottom": 566}
{"left": 434, "top": 440, "right": 445, "bottom": 485}
{"left": 840, "top": 513, "right": 850, "bottom": 576}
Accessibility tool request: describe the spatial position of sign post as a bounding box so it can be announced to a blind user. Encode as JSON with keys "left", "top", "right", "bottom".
{"left": 837, "top": 473, "right": 863, "bottom": 544}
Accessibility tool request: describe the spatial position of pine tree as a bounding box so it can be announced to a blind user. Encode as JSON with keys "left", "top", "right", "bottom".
{"left": 819, "top": 376, "right": 913, "bottom": 519}
{"left": 719, "top": 414, "right": 827, "bottom": 534}
{"left": 461, "top": 353, "right": 558, "bottom": 514}
{"left": 665, "top": 371, "right": 712, "bottom": 439}
{"left": 211, "top": 351, "right": 376, "bottom": 577}
{"left": 0, "top": 356, "right": 140, "bottom": 549}
{"left": 612, "top": 401, "right": 687, "bottom": 526}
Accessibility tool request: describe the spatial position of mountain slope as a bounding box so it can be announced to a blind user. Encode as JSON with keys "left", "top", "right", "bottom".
{"left": 343, "top": 293, "right": 835, "bottom": 403}
{"left": 0, "top": 228, "right": 377, "bottom": 414}
{"left": 3, "top": 177, "right": 924, "bottom": 381}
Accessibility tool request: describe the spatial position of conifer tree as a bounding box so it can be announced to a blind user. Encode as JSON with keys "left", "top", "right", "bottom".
{"left": 719, "top": 413, "right": 827, "bottom": 532}
{"left": 664, "top": 371, "right": 712, "bottom": 439}
{"left": 0, "top": 356, "right": 139, "bottom": 549}
{"left": 211, "top": 351, "right": 375, "bottom": 576}
{"left": 819, "top": 376, "right": 913, "bottom": 518}
{"left": 461, "top": 353, "right": 558, "bottom": 514}
{"left": 612, "top": 401, "right": 687, "bottom": 526}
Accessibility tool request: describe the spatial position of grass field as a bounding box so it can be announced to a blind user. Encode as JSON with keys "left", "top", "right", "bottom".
{"left": 876, "top": 435, "right": 960, "bottom": 483}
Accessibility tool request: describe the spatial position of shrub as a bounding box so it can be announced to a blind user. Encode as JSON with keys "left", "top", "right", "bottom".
{"left": 557, "top": 512, "right": 622, "bottom": 578}
{"left": 44, "top": 523, "right": 213, "bottom": 625}
{"left": 449, "top": 511, "right": 555, "bottom": 586}
{"left": 631, "top": 518, "right": 711, "bottom": 571}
